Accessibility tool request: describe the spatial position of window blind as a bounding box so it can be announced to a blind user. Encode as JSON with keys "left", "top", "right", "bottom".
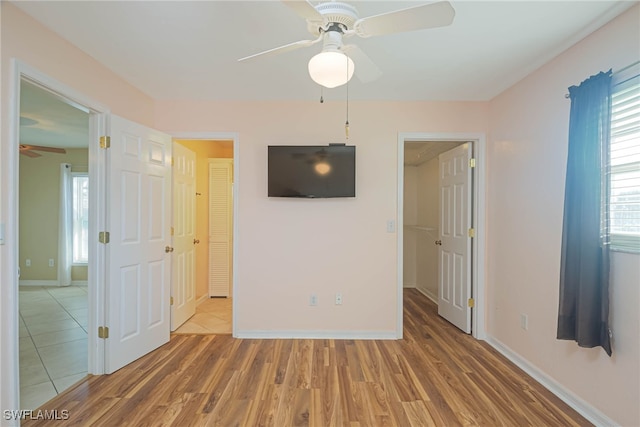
{"left": 609, "top": 74, "right": 640, "bottom": 252}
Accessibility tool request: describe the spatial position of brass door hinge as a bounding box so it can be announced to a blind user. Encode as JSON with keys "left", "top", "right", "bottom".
{"left": 100, "top": 136, "right": 111, "bottom": 149}
{"left": 170, "top": 296, "right": 174, "bottom": 306}
{"left": 468, "top": 228, "right": 475, "bottom": 238}
{"left": 469, "top": 158, "right": 476, "bottom": 168}
{"left": 99, "top": 231, "right": 110, "bottom": 244}
{"left": 98, "top": 326, "right": 109, "bottom": 339}
{"left": 171, "top": 227, "right": 174, "bottom": 236}
{"left": 468, "top": 298, "right": 475, "bottom": 308}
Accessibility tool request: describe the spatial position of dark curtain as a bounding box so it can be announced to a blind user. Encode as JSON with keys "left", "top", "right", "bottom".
{"left": 557, "top": 70, "right": 612, "bottom": 356}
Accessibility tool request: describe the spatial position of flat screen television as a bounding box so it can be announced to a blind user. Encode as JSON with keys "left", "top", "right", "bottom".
{"left": 268, "top": 145, "right": 356, "bottom": 198}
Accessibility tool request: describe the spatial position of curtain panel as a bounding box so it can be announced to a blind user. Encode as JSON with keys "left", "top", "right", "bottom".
{"left": 558, "top": 70, "right": 612, "bottom": 356}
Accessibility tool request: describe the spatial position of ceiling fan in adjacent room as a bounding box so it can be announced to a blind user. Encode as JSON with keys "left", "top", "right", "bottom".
{"left": 239, "top": 0, "right": 455, "bottom": 88}
{"left": 19, "top": 144, "right": 66, "bottom": 158}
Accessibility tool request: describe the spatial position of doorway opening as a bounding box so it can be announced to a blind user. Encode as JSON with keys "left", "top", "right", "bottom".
{"left": 397, "top": 133, "right": 486, "bottom": 340}
{"left": 16, "top": 78, "right": 95, "bottom": 409}
{"left": 5, "top": 61, "right": 109, "bottom": 413}
{"left": 171, "top": 139, "right": 235, "bottom": 335}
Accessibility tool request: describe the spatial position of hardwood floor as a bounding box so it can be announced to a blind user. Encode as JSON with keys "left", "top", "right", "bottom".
{"left": 23, "top": 290, "right": 590, "bottom": 426}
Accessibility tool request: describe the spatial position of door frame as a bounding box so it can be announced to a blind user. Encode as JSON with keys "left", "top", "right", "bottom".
{"left": 3, "top": 60, "right": 110, "bottom": 411}
{"left": 170, "top": 133, "right": 240, "bottom": 337}
{"left": 397, "top": 132, "right": 486, "bottom": 340}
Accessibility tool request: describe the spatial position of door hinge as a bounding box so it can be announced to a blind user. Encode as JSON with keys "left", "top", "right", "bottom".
{"left": 468, "top": 228, "right": 475, "bottom": 238}
{"left": 170, "top": 296, "right": 174, "bottom": 305}
{"left": 468, "top": 298, "right": 475, "bottom": 308}
{"left": 99, "top": 231, "right": 110, "bottom": 244}
{"left": 98, "top": 326, "right": 109, "bottom": 339}
{"left": 469, "top": 158, "right": 476, "bottom": 168}
{"left": 100, "top": 136, "right": 111, "bottom": 149}
{"left": 171, "top": 157, "right": 175, "bottom": 166}
{"left": 171, "top": 227, "right": 174, "bottom": 236}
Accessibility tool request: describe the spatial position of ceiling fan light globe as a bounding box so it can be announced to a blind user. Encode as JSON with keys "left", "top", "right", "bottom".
{"left": 308, "top": 51, "right": 355, "bottom": 89}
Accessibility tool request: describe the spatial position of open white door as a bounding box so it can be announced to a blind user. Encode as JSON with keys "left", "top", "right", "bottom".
{"left": 171, "top": 142, "right": 197, "bottom": 330}
{"left": 438, "top": 143, "right": 472, "bottom": 333}
{"left": 105, "top": 115, "right": 172, "bottom": 373}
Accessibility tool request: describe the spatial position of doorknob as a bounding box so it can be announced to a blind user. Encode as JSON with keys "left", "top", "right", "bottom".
{"left": 435, "top": 240, "right": 442, "bottom": 246}
{"left": 165, "top": 246, "right": 174, "bottom": 253}
{"left": 193, "top": 239, "right": 200, "bottom": 244}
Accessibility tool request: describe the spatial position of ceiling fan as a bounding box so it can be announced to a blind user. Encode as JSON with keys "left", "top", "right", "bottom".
{"left": 19, "top": 144, "right": 67, "bottom": 158}
{"left": 239, "top": 0, "right": 455, "bottom": 88}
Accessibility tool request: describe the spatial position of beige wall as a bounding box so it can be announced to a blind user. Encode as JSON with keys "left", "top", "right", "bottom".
{"left": 403, "top": 166, "right": 417, "bottom": 288}
{"left": 157, "top": 100, "right": 489, "bottom": 334}
{"left": 415, "top": 157, "right": 439, "bottom": 299}
{"left": 19, "top": 149, "right": 88, "bottom": 281}
{"left": 487, "top": 6, "right": 640, "bottom": 426}
{"left": 175, "top": 139, "right": 233, "bottom": 299}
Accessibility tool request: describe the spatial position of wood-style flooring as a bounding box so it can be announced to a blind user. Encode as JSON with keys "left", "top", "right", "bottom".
{"left": 23, "top": 289, "right": 590, "bottom": 426}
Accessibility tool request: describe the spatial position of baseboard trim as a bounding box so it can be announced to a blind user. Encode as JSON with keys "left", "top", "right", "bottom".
{"left": 415, "top": 287, "right": 438, "bottom": 304}
{"left": 72, "top": 280, "right": 88, "bottom": 286}
{"left": 196, "top": 295, "right": 209, "bottom": 306}
{"left": 19, "top": 280, "right": 59, "bottom": 287}
{"left": 486, "top": 336, "right": 617, "bottom": 427}
{"left": 235, "top": 330, "right": 397, "bottom": 340}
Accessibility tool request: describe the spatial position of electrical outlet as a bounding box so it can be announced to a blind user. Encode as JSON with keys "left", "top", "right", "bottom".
{"left": 49, "top": 258, "right": 55, "bottom": 267}
{"left": 309, "top": 293, "right": 318, "bottom": 306}
{"left": 520, "top": 314, "right": 528, "bottom": 331}
{"left": 335, "top": 293, "right": 343, "bottom": 305}
{"left": 25, "top": 259, "right": 31, "bottom": 267}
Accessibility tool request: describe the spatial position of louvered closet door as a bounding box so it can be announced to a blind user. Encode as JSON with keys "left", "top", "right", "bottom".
{"left": 208, "top": 159, "right": 233, "bottom": 297}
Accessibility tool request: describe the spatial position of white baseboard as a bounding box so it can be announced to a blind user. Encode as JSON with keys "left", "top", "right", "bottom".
{"left": 415, "top": 287, "right": 438, "bottom": 304}
{"left": 72, "top": 280, "right": 88, "bottom": 286}
{"left": 235, "top": 330, "right": 397, "bottom": 340}
{"left": 403, "top": 282, "right": 416, "bottom": 288}
{"left": 19, "top": 280, "right": 59, "bottom": 287}
{"left": 196, "top": 294, "right": 209, "bottom": 306}
{"left": 486, "top": 336, "right": 617, "bottom": 427}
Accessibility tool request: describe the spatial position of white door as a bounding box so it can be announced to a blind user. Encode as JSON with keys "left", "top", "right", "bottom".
{"left": 105, "top": 115, "right": 172, "bottom": 373}
{"left": 438, "top": 143, "right": 472, "bottom": 333}
{"left": 209, "top": 159, "right": 233, "bottom": 297}
{"left": 171, "top": 142, "right": 197, "bottom": 330}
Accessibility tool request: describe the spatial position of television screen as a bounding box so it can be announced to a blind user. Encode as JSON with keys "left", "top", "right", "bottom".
{"left": 268, "top": 145, "right": 356, "bottom": 198}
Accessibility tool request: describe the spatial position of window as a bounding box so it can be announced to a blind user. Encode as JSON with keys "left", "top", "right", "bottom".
{"left": 609, "top": 74, "right": 640, "bottom": 252}
{"left": 72, "top": 174, "right": 89, "bottom": 264}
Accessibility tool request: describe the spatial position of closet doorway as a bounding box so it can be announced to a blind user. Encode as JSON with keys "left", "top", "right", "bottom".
{"left": 172, "top": 139, "right": 234, "bottom": 335}
{"left": 398, "top": 133, "right": 486, "bottom": 340}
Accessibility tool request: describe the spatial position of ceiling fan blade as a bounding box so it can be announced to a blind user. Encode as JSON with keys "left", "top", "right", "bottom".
{"left": 354, "top": 1, "right": 455, "bottom": 38}
{"left": 238, "top": 35, "right": 322, "bottom": 62}
{"left": 342, "top": 45, "right": 383, "bottom": 83}
{"left": 281, "top": 0, "right": 322, "bottom": 22}
{"left": 21, "top": 144, "right": 67, "bottom": 154}
{"left": 20, "top": 149, "right": 41, "bottom": 158}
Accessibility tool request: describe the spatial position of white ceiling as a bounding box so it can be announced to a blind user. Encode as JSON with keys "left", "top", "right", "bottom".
{"left": 12, "top": 0, "right": 636, "bottom": 103}
{"left": 405, "top": 141, "right": 464, "bottom": 165}
{"left": 20, "top": 80, "right": 89, "bottom": 149}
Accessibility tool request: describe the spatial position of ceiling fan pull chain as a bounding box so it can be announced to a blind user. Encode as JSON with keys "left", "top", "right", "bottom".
{"left": 345, "top": 56, "right": 350, "bottom": 140}
{"left": 320, "top": 86, "right": 324, "bottom": 103}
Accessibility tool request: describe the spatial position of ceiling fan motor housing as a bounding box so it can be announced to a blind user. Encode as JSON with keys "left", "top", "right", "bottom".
{"left": 307, "top": 2, "right": 359, "bottom": 35}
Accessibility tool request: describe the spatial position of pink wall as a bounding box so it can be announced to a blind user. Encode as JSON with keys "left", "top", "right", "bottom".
{"left": 156, "top": 100, "right": 488, "bottom": 333}
{"left": 487, "top": 6, "right": 640, "bottom": 425}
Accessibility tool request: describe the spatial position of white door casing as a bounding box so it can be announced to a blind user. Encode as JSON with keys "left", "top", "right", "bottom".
{"left": 438, "top": 143, "right": 472, "bottom": 333}
{"left": 209, "top": 159, "right": 233, "bottom": 297}
{"left": 106, "top": 115, "right": 172, "bottom": 373}
{"left": 171, "top": 142, "right": 197, "bottom": 331}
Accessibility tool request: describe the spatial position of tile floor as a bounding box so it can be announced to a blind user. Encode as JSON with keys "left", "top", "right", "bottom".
{"left": 19, "top": 285, "right": 88, "bottom": 410}
{"left": 173, "top": 297, "right": 232, "bottom": 335}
